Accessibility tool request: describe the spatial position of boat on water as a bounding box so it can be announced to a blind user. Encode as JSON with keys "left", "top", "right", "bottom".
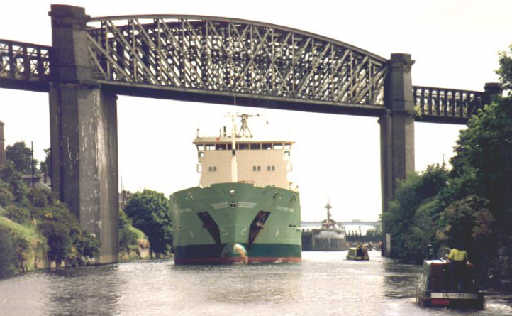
{"left": 346, "top": 246, "right": 369, "bottom": 261}
{"left": 301, "top": 202, "right": 347, "bottom": 251}
{"left": 170, "top": 114, "right": 301, "bottom": 265}
{"left": 416, "top": 259, "right": 484, "bottom": 309}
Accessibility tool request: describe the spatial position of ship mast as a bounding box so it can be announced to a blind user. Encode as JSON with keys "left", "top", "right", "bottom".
{"left": 325, "top": 202, "right": 332, "bottom": 224}
{"left": 230, "top": 114, "right": 238, "bottom": 183}
{"left": 228, "top": 113, "right": 260, "bottom": 183}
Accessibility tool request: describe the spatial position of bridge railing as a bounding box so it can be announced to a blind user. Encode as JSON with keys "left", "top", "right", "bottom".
{"left": 413, "top": 86, "right": 483, "bottom": 123}
{"left": 85, "top": 15, "right": 388, "bottom": 106}
{"left": 0, "top": 39, "right": 51, "bottom": 90}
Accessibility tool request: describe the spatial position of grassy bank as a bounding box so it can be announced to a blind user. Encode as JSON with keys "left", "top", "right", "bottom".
{"left": 0, "top": 213, "right": 48, "bottom": 277}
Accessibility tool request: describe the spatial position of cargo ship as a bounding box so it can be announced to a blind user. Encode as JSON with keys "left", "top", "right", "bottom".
{"left": 170, "top": 114, "right": 301, "bottom": 265}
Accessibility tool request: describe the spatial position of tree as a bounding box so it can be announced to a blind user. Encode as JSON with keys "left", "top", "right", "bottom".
{"left": 438, "top": 195, "right": 494, "bottom": 252}
{"left": 5, "top": 142, "right": 37, "bottom": 175}
{"left": 383, "top": 164, "right": 449, "bottom": 262}
{"left": 450, "top": 98, "right": 512, "bottom": 241}
{"left": 0, "top": 161, "right": 29, "bottom": 204}
{"left": 497, "top": 44, "right": 512, "bottom": 93}
{"left": 124, "top": 190, "right": 172, "bottom": 257}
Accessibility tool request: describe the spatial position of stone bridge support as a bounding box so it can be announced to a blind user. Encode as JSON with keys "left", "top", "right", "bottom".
{"left": 380, "top": 53, "right": 415, "bottom": 257}
{"left": 49, "top": 5, "right": 118, "bottom": 263}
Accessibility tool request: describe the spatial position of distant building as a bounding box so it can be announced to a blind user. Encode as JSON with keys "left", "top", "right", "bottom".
{"left": 0, "top": 121, "right": 5, "bottom": 167}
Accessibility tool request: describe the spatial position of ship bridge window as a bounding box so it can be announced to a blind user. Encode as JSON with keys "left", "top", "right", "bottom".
{"left": 205, "top": 144, "right": 216, "bottom": 151}
{"left": 273, "top": 143, "right": 283, "bottom": 150}
{"left": 262, "top": 143, "right": 272, "bottom": 150}
{"left": 284, "top": 144, "right": 291, "bottom": 150}
{"left": 250, "top": 143, "right": 261, "bottom": 150}
{"left": 216, "top": 144, "right": 227, "bottom": 150}
{"left": 237, "top": 143, "right": 249, "bottom": 150}
{"left": 208, "top": 166, "right": 217, "bottom": 172}
{"left": 197, "top": 145, "right": 205, "bottom": 151}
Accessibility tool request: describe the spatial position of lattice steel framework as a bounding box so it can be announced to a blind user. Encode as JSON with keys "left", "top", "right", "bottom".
{"left": 413, "top": 86, "right": 483, "bottom": 123}
{"left": 0, "top": 39, "right": 51, "bottom": 91}
{"left": 85, "top": 15, "right": 388, "bottom": 106}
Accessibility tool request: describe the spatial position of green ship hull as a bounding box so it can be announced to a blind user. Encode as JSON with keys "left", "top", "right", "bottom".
{"left": 170, "top": 182, "right": 301, "bottom": 265}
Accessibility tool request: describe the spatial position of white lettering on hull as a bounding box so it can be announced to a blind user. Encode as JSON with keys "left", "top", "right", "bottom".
{"left": 430, "top": 293, "right": 479, "bottom": 299}
{"left": 211, "top": 201, "right": 257, "bottom": 209}
{"left": 277, "top": 206, "right": 294, "bottom": 212}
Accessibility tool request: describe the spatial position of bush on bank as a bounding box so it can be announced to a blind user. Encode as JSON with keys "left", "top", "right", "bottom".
{"left": 0, "top": 160, "right": 98, "bottom": 277}
{"left": 0, "top": 151, "right": 149, "bottom": 278}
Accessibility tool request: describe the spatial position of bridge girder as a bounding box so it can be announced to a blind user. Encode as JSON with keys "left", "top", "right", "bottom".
{"left": 85, "top": 15, "right": 388, "bottom": 107}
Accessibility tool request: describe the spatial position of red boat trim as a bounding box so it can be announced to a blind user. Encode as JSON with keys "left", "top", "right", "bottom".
{"left": 174, "top": 256, "right": 301, "bottom": 265}
{"left": 430, "top": 298, "right": 450, "bottom": 306}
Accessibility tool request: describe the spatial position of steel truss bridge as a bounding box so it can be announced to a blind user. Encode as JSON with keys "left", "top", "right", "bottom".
{"left": 1, "top": 15, "right": 485, "bottom": 123}
{"left": 0, "top": 5, "right": 501, "bottom": 262}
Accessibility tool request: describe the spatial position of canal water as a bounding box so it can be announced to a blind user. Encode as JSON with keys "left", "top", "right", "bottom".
{"left": 1, "top": 251, "right": 511, "bottom": 316}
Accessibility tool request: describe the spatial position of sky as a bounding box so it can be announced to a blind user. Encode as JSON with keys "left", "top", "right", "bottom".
{"left": 1, "top": 0, "right": 511, "bottom": 222}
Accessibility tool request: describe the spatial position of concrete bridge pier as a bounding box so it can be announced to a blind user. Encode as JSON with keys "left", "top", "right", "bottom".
{"left": 380, "top": 53, "right": 415, "bottom": 257}
{"left": 49, "top": 5, "right": 118, "bottom": 263}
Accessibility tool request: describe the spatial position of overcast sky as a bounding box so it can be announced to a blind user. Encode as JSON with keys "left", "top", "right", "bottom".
{"left": 1, "top": 0, "right": 511, "bottom": 221}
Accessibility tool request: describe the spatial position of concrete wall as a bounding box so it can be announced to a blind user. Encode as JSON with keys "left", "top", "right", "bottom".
{"left": 380, "top": 53, "right": 416, "bottom": 256}
{"left": 49, "top": 5, "right": 118, "bottom": 263}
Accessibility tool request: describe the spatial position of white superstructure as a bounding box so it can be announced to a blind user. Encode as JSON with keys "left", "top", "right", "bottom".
{"left": 194, "top": 114, "right": 295, "bottom": 190}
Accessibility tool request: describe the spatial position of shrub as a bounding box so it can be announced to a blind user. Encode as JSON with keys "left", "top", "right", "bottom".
{"left": 4, "top": 205, "right": 30, "bottom": 224}
{"left": 74, "top": 232, "right": 100, "bottom": 258}
{"left": 27, "top": 187, "right": 52, "bottom": 208}
{"left": 0, "top": 187, "right": 14, "bottom": 207}
{"left": 0, "top": 226, "right": 16, "bottom": 278}
{"left": 38, "top": 221, "right": 72, "bottom": 264}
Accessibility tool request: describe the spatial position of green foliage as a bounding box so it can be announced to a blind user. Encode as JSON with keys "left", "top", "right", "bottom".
{"left": 0, "top": 162, "right": 28, "bottom": 204}
{"left": 38, "top": 221, "right": 72, "bottom": 264}
{"left": 450, "top": 98, "right": 512, "bottom": 238}
{"left": 0, "top": 216, "right": 47, "bottom": 275}
{"left": 124, "top": 190, "right": 172, "bottom": 257}
{"left": 497, "top": 45, "right": 512, "bottom": 93}
{"left": 438, "top": 195, "right": 494, "bottom": 248}
{"left": 0, "top": 144, "right": 103, "bottom": 273}
{"left": 0, "top": 226, "right": 17, "bottom": 278}
{"left": 0, "top": 186, "right": 14, "bottom": 207}
{"left": 74, "top": 232, "right": 100, "bottom": 258}
{"left": 39, "top": 148, "right": 51, "bottom": 179}
{"left": 383, "top": 164, "right": 449, "bottom": 263}
{"left": 118, "top": 208, "right": 140, "bottom": 253}
{"left": 27, "top": 187, "right": 53, "bottom": 208}
{"left": 5, "top": 142, "right": 37, "bottom": 175}
{"left": 4, "top": 205, "right": 30, "bottom": 224}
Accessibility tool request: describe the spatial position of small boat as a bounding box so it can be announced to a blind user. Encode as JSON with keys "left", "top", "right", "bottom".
{"left": 346, "top": 246, "right": 369, "bottom": 261}
{"left": 416, "top": 259, "right": 484, "bottom": 309}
